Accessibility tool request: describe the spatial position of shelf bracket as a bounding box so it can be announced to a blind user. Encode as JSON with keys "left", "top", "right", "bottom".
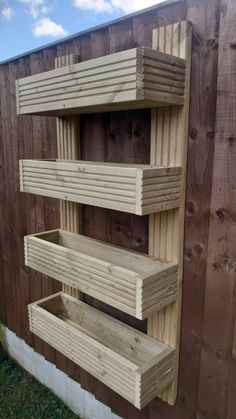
{"left": 55, "top": 53, "right": 81, "bottom": 299}
{"left": 147, "top": 21, "right": 192, "bottom": 405}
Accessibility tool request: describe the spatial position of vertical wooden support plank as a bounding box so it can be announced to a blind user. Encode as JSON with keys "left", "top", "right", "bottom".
{"left": 148, "top": 21, "right": 192, "bottom": 405}
{"left": 55, "top": 54, "right": 80, "bottom": 298}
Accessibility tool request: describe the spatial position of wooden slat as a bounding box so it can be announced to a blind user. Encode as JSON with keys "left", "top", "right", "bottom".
{"left": 16, "top": 47, "right": 186, "bottom": 116}
{"left": 20, "top": 159, "right": 182, "bottom": 215}
{"left": 147, "top": 21, "right": 192, "bottom": 405}
{"left": 18, "top": 18, "right": 189, "bottom": 410}
{"left": 55, "top": 54, "right": 80, "bottom": 298}
{"left": 2, "top": 2, "right": 232, "bottom": 418}
{"left": 196, "top": 1, "right": 236, "bottom": 417}
{"left": 29, "top": 291, "right": 176, "bottom": 408}
{"left": 26, "top": 51, "right": 48, "bottom": 358}
{"left": 137, "top": 348, "right": 176, "bottom": 408}
{"left": 25, "top": 228, "right": 178, "bottom": 319}
{"left": 79, "top": 30, "right": 149, "bottom": 350}
{"left": 0, "top": 61, "right": 20, "bottom": 336}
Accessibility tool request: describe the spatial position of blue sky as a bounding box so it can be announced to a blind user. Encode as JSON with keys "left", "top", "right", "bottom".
{"left": 0, "top": 0, "right": 162, "bottom": 62}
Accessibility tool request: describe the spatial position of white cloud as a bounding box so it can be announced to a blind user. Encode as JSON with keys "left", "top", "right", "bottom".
{"left": 74, "top": 0, "right": 162, "bottom": 14}
{"left": 74, "top": 0, "right": 113, "bottom": 13}
{"left": 112, "top": 0, "right": 161, "bottom": 14}
{"left": 18, "top": 0, "right": 50, "bottom": 19}
{"left": 41, "top": 5, "right": 51, "bottom": 14}
{"left": 19, "top": 0, "right": 44, "bottom": 4}
{"left": 29, "top": 6, "right": 40, "bottom": 18}
{"left": 32, "top": 17, "right": 68, "bottom": 37}
{"left": 21, "top": 0, "right": 43, "bottom": 3}
{"left": 1, "top": 6, "right": 14, "bottom": 20}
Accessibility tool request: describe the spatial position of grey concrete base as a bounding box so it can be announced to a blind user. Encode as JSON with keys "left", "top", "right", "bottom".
{"left": 1, "top": 325, "right": 121, "bottom": 419}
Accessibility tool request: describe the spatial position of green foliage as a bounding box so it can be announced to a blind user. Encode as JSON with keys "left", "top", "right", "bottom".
{"left": 0, "top": 343, "right": 7, "bottom": 363}
{"left": 0, "top": 349, "right": 79, "bottom": 419}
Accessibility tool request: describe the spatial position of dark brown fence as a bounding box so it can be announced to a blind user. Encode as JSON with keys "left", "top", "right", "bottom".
{"left": 0, "top": 0, "right": 235, "bottom": 418}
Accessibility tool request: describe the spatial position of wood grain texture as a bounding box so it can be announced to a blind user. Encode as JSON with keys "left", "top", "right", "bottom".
{"left": 147, "top": 20, "right": 192, "bottom": 406}
{"left": 0, "top": 69, "right": 6, "bottom": 325}
{"left": 29, "top": 291, "right": 176, "bottom": 409}
{"left": 0, "top": 49, "right": 61, "bottom": 363}
{"left": 2, "top": 1, "right": 236, "bottom": 418}
{"left": 20, "top": 159, "right": 182, "bottom": 215}
{"left": 16, "top": 47, "right": 186, "bottom": 116}
{"left": 22, "top": 19, "right": 186, "bottom": 410}
{"left": 55, "top": 54, "right": 81, "bottom": 299}
{"left": 0, "top": 62, "right": 18, "bottom": 336}
{"left": 25, "top": 228, "right": 178, "bottom": 319}
{"left": 196, "top": 1, "right": 236, "bottom": 418}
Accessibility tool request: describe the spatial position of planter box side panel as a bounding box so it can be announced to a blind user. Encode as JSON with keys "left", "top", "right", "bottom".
{"left": 136, "top": 349, "right": 176, "bottom": 409}
{"left": 20, "top": 159, "right": 138, "bottom": 214}
{"left": 29, "top": 304, "right": 137, "bottom": 404}
{"left": 16, "top": 47, "right": 186, "bottom": 115}
{"left": 25, "top": 235, "right": 137, "bottom": 317}
{"left": 20, "top": 160, "right": 182, "bottom": 215}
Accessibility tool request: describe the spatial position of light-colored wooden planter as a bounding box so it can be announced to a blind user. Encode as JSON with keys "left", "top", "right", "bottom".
{"left": 25, "top": 229, "right": 178, "bottom": 319}
{"left": 16, "top": 47, "right": 186, "bottom": 116}
{"left": 28, "top": 291, "right": 176, "bottom": 409}
{"left": 20, "top": 159, "right": 182, "bottom": 215}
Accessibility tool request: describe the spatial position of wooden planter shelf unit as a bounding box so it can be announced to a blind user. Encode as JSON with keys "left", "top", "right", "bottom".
{"left": 15, "top": 47, "right": 186, "bottom": 116}
{"left": 25, "top": 229, "right": 178, "bottom": 319}
{"left": 18, "top": 21, "right": 191, "bottom": 409}
{"left": 20, "top": 159, "right": 182, "bottom": 215}
{"left": 29, "top": 292, "right": 176, "bottom": 409}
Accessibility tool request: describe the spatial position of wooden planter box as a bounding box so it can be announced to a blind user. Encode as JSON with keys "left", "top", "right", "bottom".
{"left": 20, "top": 159, "right": 182, "bottom": 215}
{"left": 25, "top": 229, "right": 178, "bottom": 319}
{"left": 16, "top": 47, "right": 186, "bottom": 116}
{"left": 29, "top": 292, "right": 176, "bottom": 408}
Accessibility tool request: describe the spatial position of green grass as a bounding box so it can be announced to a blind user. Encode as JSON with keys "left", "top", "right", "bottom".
{"left": 0, "top": 344, "right": 79, "bottom": 419}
